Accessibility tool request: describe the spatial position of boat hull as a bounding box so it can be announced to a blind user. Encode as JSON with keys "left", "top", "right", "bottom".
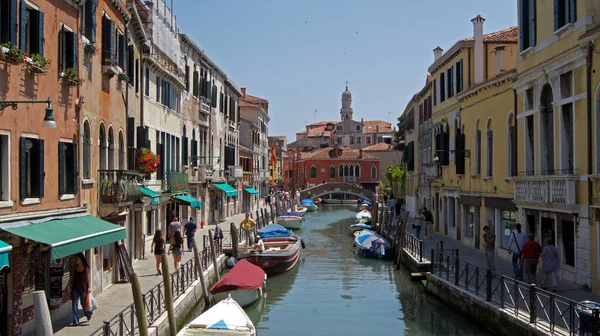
{"left": 276, "top": 217, "right": 304, "bottom": 230}
{"left": 212, "top": 288, "right": 262, "bottom": 308}
{"left": 302, "top": 205, "right": 318, "bottom": 212}
{"left": 240, "top": 239, "right": 302, "bottom": 275}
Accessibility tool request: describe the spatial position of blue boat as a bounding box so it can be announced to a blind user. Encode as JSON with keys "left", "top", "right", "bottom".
{"left": 353, "top": 230, "right": 392, "bottom": 259}
{"left": 300, "top": 199, "right": 318, "bottom": 212}
{"left": 359, "top": 200, "right": 372, "bottom": 210}
{"left": 349, "top": 223, "right": 373, "bottom": 235}
{"left": 257, "top": 224, "right": 293, "bottom": 239}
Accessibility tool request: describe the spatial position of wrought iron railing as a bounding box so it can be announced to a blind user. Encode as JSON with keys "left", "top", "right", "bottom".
{"left": 164, "top": 171, "right": 189, "bottom": 192}
{"left": 98, "top": 170, "right": 142, "bottom": 204}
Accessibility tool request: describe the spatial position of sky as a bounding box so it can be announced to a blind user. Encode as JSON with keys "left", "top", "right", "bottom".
{"left": 175, "top": 0, "right": 517, "bottom": 142}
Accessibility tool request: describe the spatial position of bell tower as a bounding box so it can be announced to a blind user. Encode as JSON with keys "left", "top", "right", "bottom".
{"left": 340, "top": 81, "right": 353, "bottom": 121}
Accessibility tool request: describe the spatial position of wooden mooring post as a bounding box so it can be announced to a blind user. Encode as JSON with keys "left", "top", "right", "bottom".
{"left": 231, "top": 222, "right": 240, "bottom": 259}
{"left": 192, "top": 237, "right": 211, "bottom": 306}
{"left": 208, "top": 230, "right": 220, "bottom": 282}
{"left": 160, "top": 254, "right": 177, "bottom": 336}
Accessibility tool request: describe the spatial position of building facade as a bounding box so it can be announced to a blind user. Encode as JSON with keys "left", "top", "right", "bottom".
{"left": 268, "top": 135, "right": 287, "bottom": 187}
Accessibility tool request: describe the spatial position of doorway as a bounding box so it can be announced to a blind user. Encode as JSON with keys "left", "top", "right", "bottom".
{"left": 527, "top": 214, "right": 537, "bottom": 238}
{"left": 541, "top": 217, "right": 555, "bottom": 247}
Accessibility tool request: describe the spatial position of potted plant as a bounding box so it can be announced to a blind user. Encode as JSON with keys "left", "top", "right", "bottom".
{"left": 28, "top": 53, "right": 51, "bottom": 74}
{"left": 60, "top": 68, "right": 85, "bottom": 86}
{"left": 84, "top": 42, "right": 96, "bottom": 54}
{"left": 103, "top": 57, "right": 116, "bottom": 66}
{"left": 102, "top": 57, "right": 119, "bottom": 76}
{"left": 136, "top": 148, "right": 160, "bottom": 176}
{"left": 0, "top": 43, "right": 24, "bottom": 64}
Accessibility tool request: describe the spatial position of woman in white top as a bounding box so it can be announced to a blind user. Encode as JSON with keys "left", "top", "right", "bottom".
{"left": 507, "top": 223, "right": 527, "bottom": 280}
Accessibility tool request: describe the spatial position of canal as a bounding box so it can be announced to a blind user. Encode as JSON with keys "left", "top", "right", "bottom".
{"left": 189, "top": 205, "right": 488, "bottom": 335}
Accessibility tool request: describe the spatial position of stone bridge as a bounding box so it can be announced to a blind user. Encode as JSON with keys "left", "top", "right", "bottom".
{"left": 299, "top": 182, "right": 375, "bottom": 202}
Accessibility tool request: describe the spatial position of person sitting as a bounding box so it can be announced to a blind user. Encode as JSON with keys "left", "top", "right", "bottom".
{"left": 225, "top": 256, "right": 238, "bottom": 269}
{"left": 252, "top": 235, "right": 265, "bottom": 253}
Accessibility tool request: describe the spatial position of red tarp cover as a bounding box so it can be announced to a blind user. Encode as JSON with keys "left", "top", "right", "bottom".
{"left": 210, "top": 259, "right": 265, "bottom": 294}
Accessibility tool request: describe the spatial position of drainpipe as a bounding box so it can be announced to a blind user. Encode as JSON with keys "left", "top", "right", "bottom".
{"left": 513, "top": 88, "right": 518, "bottom": 177}
{"left": 586, "top": 43, "right": 594, "bottom": 205}
{"left": 76, "top": 6, "right": 83, "bottom": 209}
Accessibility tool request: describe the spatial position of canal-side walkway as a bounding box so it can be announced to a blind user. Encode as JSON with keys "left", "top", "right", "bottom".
{"left": 53, "top": 208, "right": 273, "bottom": 336}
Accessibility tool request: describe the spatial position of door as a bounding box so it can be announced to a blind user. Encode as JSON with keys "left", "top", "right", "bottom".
{"left": 527, "top": 214, "right": 537, "bottom": 238}
{"left": 541, "top": 217, "right": 555, "bottom": 247}
{"left": 474, "top": 207, "right": 481, "bottom": 249}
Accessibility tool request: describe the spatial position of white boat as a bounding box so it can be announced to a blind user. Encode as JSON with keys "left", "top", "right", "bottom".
{"left": 293, "top": 206, "right": 307, "bottom": 215}
{"left": 210, "top": 260, "right": 266, "bottom": 308}
{"left": 275, "top": 215, "right": 304, "bottom": 230}
{"left": 177, "top": 296, "right": 256, "bottom": 336}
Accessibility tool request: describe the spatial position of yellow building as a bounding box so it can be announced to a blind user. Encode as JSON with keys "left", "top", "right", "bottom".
{"left": 514, "top": 0, "right": 600, "bottom": 291}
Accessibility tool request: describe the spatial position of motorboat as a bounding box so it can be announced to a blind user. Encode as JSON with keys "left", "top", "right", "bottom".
{"left": 300, "top": 199, "right": 318, "bottom": 212}
{"left": 354, "top": 230, "right": 392, "bottom": 259}
{"left": 349, "top": 223, "right": 373, "bottom": 235}
{"left": 321, "top": 198, "right": 358, "bottom": 204}
{"left": 359, "top": 200, "right": 372, "bottom": 210}
{"left": 239, "top": 236, "right": 303, "bottom": 275}
{"left": 275, "top": 212, "right": 304, "bottom": 230}
{"left": 292, "top": 205, "right": 307, "bottom": 215}
{"left": 177, "top": 296, "right": 256, "bottom": 336}
{"left": 210, "top": 259, "right": 267, "bottom": 308}
{"left": 355, "top": 210, "right": 372, "bottom": 224}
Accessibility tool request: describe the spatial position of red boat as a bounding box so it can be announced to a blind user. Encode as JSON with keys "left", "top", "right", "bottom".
{"left": 314, "top": 197, "right": 322, "bottom": 204}
{"left": 239, "top": 237, "right": 302, "bottom": 275}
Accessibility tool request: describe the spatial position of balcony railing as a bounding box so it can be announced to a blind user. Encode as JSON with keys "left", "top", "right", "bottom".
{"left": 164, "top": 171, "right": 189, "bottom": 193}
{"left": 343, "top": 176, "right": 356, "bottom": 183}
{"left": 514, "top": 173, "right": 577, "bottom": 205}
{"left": 200, "top": 97, "right": 211, "bottom": 114}
{"left": 423, "top": 163, "right": 440, "bottom": 179}
{"left": 99, "top": 170, "right": 142, "bottom": 204}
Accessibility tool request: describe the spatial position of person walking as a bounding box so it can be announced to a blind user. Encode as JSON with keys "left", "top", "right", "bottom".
{"left": 507, "top": 223, "right": 527, "bottom": 280}
{"left": 168, "top": 216, "right": 182, "bottom": 242}
{"left": 483, "top": 226, "right": 496, "bottom": 273}
{"left": 151, "top": 230, "right": 166, "bottom": 275}
{"left": 541, "top": 238, "right": 560, "bottom": 292}
{"left": 66, "top": 253, "right": 93, "bottom": 325}
{"left": 240, "top": 213, "right": 256, "bottom": 245}
{"left": 521, "top": 233, "right": 542, "bottom": 284}
{"left": 183, "top": 217, "right": 197, "bottom": 252}
{"left": 422, "top": 207, "right": 433, "bottom": 239}
{"left": 413, "top": 209, "right": 425, "bottom": 240}
{"left": 395, "top": 198, "right": 402, "bottom": 221}
{"left": 169, "top": 231, "right": 184, "bottom": 269}
{"left": 387, "top": 197, "right": 396, "bottom": 222}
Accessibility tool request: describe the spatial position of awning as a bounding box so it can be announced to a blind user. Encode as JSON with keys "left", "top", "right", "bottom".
{"left": 4, "top": 215, "right": 126, "bottom": 260}
{"left": 140, "top": 186, "right": 162, "bottom": 205}
{"left": 0, "top": 240, "right": 11, "bottom": 271}
{"left": 174, "top": 195, "right": 202, "bottom": 209}
{"left": 213, "top": 183, "right": 238, "bottom": 197}
{"left": 244, "top": 187, "right": 259, "bottom": 195}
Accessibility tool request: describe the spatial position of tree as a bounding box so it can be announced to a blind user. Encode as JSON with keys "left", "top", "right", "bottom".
{"left": 394, "top": 115, "right": 406, "bottom": 143}
{"left": 385, "top": 164, "right": 406, "bottom": 196}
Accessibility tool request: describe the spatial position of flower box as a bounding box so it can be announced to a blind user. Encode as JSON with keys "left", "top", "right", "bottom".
{"left": 102, "top": 64, "right": 120, "bottom": 76}
{"left": 28, "top": 63, "right": 48, "bottom": 74}
{"left": 0, "top": 45, "right": 24, "bottom": 65}
{"left": 118, "top": 73, "right": 129, "bottom": 81}
{"left": 84, "top": 43, "right": 96, "bottom": 54}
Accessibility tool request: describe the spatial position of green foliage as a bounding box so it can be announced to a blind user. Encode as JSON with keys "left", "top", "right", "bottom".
{"left": 385, "top": 164, "right": 406, "bottom": 195}
{"left": 394, "top": 114, "right": 406, "bottom": 143}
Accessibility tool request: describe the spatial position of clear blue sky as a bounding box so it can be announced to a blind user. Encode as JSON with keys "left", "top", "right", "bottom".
{"left": 175, "top": 0, "right": 517, "bottom": 141}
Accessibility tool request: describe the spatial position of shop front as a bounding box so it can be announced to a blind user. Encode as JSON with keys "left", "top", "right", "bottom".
{"left": 243, "top": 187, "right": 260, "bottom": 213}
{"left": 458, "top": 195, "right": 482, "bottom": 250}
{"left": 212, "top": 182, "right": 238, "bottom": 222}
{"left": 0, "top": 239, "right": 11, "bottom": 336}
{"left": 483, "top": 197, "right": 517, "bottom": 261}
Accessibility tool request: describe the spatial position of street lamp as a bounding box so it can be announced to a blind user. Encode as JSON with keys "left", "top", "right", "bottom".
{"left": 0, "top": 97, "right": 56, "bottom": 128}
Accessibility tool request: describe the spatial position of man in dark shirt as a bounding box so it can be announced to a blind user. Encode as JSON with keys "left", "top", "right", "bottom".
{"left": 183, "top": 217, "right": 197, "bottom": 252}
{"left": 422, "top": 207, "right": 434, "bottom": 239}
{"left": 521, "top": 233, "right": 542, "bottom": 284}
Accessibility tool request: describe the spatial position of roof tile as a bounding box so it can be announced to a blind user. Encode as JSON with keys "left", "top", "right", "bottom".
{"left": 462, "top": 26, "right": 519, "bottom": 43}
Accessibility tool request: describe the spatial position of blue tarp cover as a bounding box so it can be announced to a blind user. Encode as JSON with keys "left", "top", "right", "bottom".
{"left": 279, "top": 212, "right": 302, "bottom": 217}
{"left": 257, "top": 224, "right": 292, "bottom": 238}
{"left": 301, "top": 199, "right": 315, "bottom": 206}
{"left": 361, "top": 200, "right": 372, "bottom": 205}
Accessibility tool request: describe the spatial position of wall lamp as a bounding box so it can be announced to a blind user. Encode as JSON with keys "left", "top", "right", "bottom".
{"left": 433, "top": 149, "right": 471, "bottom": 162}
{"left": 0, "top": 98, "right": 56, "bottom": 128}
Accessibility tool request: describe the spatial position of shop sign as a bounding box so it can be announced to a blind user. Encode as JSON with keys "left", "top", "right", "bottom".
{"left": 49, "top": 258, "right": 65, "bottom": 307}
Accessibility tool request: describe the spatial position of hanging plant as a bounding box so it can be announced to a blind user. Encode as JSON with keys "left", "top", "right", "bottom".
{"left": 27, "top": 53, "right": 51, "bottom": 74}
{"left": 0, "top": 43, "right": 24, "bottom": 64}
{"left": 103, "top": 57, "right": 116, "bottom": 66}
{"left": 61, "top": 68, "right": 85, "bottom": 86}
{"left": 137, "top": 148, "right": 160, "bottom": 175}
{"left": 84, "top": 43, "right": 96, "bottom": 54}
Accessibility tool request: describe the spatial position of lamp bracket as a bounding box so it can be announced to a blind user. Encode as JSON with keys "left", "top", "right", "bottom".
{"left": 0, "top": 102, "right": 18, "bottom": 112}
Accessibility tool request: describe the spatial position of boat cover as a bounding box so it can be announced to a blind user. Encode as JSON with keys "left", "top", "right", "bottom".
{"left": 279, "top": 212, "right": 302, "bottom": 217}
{"left": 355, "top": 210, "right": 372, "bottom": 219}
{"left": 257, "top": 224, "right": 292, "bottom": 238}
{"left": 361, "top": 200, "right": 372, "bottom": 206}
{"left": 300, "top": 199, "right": 315, "bottom": 206}
{"left": 185, "top": 297, "right": 253, "bottom": 332}
{"left": 350, "top": 224, "right": 372, "bottom": 230}
{"left": 210, "top": 259, "right": 265, "bottom": 294}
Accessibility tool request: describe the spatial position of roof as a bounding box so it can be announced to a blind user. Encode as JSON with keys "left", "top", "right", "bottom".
{"left": 243, "top": 94, "right": 268, "bottom": 104}
{"left": 462, "top": 26, "right": 519, "bottom": 43}
{"left": 269, "top": 135, "right": 287, "bottom": 141}
{"left": 308, "top": 121, "right": 340, "bottom": 126}
{"left": 302, "top": 147, "right": 378, "bottom": 160}
{"left": 362, "top": 143, "right": 395, "bottom": 152}
{"left": 240, "top": 100, "right": 260, "bottom": 108}
{"left": 362, "top": 120, "right": 393, "bottom": 133}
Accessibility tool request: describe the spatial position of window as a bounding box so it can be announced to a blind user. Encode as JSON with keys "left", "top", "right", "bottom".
{"left": 118, "top": 132, "right": 124, "bottom": 170}
{"left": 338, "top": 165, "right": 343, "bottom": 177}
{"left": 349, "top": 136, "right": 354, "bottom": 145}
{"left": 107, "top": 128, "right": 115, "bottom": 169}
{"left": 82, "top": 122, "right": 91, "bottom": 179}
{"left": 554, "top": 0, "right": 576, "bottom": 31}
{"left": 19, "top": 137, "right": 44, "bottom": 200}
{"left": 344, "top": 165, "right": 349, "bottom": 176}
{"left": 329, "top": 166, "right": 335, "bottom": 178}
{"left": 21, "top": 5, "right": 44, "bottom": 56}
{"left": 406, "top": 141, "right": 415, "bottom": 172}
{"left": 455, "top": 60, "right": 464, "bottom": 93}
{"left": 520, "top": 0, "right": 537, "bottom": 51}
{"left": 310, "top": 165, "right": 317, "bottom": 179}
{"left": 336, "top": 125, "right": 343, "bottom": 131}
{"left": 433, "top": 79, "right": 437, "bottom": 106}
{"left": 144, "top": 67, "right": 150, "bottom": 97}
{"left": 525, "top": 115, "right": 535, "bottom": 175}
{"left": 357, "top": 137, "right": 361, "bottom": 144}
{"left": 355, "top": 165, "right": 360, "bottom": 177}
{"left": 182, "top": 126, "right": 188, "bottom": 166}
{"left": 0, "top": 0, "right": 17, "bottom": 45}
{"left": 184, "top": 64, "right": 190, "bottom": 92}
{"left": 116, "top": 31, "right": 125, "bottom": 70}
{"left": 508, "top": 115, "right": 517, "bottom": 176}
{"left": 371, "top": 166, "right": 377, "bottom": 180}
{"left": 475, "top": 128, "right": 481, "bottom": 175}
{"left": 102, "top": 15, "right": 115, "bottom": 62}
{"left": 355, "top": 125, "right": 361, "bottom": 131}
{"left": 99, "top": 124, "right": 107, "bottom": 170}
{"left": 337, "top": 137, "right": 341, "bottom": 144}
{"left": 447, "top": 66, "right": 454, "bottom": 98}
{"left": 455, "top": 129, "right": 466, "bottom": 175}
{"left": 127, "top": 45, "right": 134, "bottom": 86}
{"left": 486, "top": 120, "right": 493, "bottom": 177}
{"left": 500, "top": 210, "right": 517, "bottom": 249}
{"left": 192, "top": 69, "right": 199, "bottom": 97}
{"left": 0, "top": 133, "right": 9, "bottom": 201}
{"left": 82, "top": 0, "right": 97, "bottom": 42}
{"left": 135, "top": 59, "right": 139, "bottom": 93}
{"left": 561, "top": 103, "right": 574, "bottom": 173}
{"left": 58, "top": 141, "right": 77, "bottom": 196}
{"left": 59, "top": 27, "right": 77, "bottom": 71}
{"left": 465, "top": 206, "right": 475, "bottom": 239}
{"left": 525, "top": 87, "right": 534, "bottom": 110}
{"left": 562, "top": 219, "right": 575, "bottom": 266}
{"left": 440, "top": 72, "right": 446, "bottom": 102}
{"left": 366, "top": 136, "right": 371, "bottom": 144}
{"left": 406, "top": 108, "right": 414, "bottom": 130}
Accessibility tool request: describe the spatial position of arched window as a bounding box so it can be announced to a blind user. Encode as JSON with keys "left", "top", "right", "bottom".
{"left": 355, "top": 165, "right": 360, "bottom": 177}
{"left": 107, "top": 127, "right": 115, "bottom": 170}
{"left": 349, "top": 164, "right": 354, "bottom": 177}
{"left": 182, "top": 125, "right": 188, "bottom": 166}
{"left": 82, "top": 121, "right": 91, "bottom": 179}
{"left": 371, "top": 166, "right": 377, "bottom": 180}
{"left": 540, "top": 83, "right": 554, "bottom": 175}
{"left": 329, "top": 165, "right": 336, "bottom": 178}
{"left": 508, "top": 114, "right": 516, "bottom": 176}
{"left": 99, "top": 124, "right": 107, "bottom": 170}
{"left": 118, "top": 131, "right": 125, "bottom": 170}
{"left": 474, "top": 119, "right": 481, "bottom": 175}
{"left": 191, "top": 129, "right": 197, "bottom": 166}
{"left": 344, "top": 165, "right": 349, "bottom": 176}
{"left": 310, "top": 165, "right": 317, "bottom": 178}
{"left": 339, "top": 165, "right": 344, "bottom": 177}
{"left": 486, "top": 119, "right": 493, "bottom": 177}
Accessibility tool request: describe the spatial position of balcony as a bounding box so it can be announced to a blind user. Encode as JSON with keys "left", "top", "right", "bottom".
{"left": 242, "top": 172, "right": 253, "bottom": 185}
{"left": 514, "top": 174, "right": 578, "bottom": 206}
{"left": 164, "top": 171, "right": 189, "bottom": 193}
{"left": 99, "top": 170, "right": 142, "bottom": 204}
{"left": 423, "top": 163, "right": 440, "bottom": 180}
{"left": 200, "top": 97, "right": 211, "bottom": 114}
{"left": 343, "top": 176, "right": 356, "bottom": 183}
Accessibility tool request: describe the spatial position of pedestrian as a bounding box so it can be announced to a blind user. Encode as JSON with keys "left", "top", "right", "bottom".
{"left": 387, "top": 197, "right": 396, "bottom": 221}
{"left": 507, "top": 223, "right": 527, "bottom": 280}
{"left": 422, "top": 207, "right": 433, "bottom": 239}
{"left": 395, "top": 198, "right": 402, "bottom": 221}
{"left": 266, "top": 194, "right": 271, "bottom": 205}
{"left": 214, "top": 224, "right": 224, "bottom": 242}
{"left": 413, "top": 209, "right": 425, "bottom": 240}
{"left": 240, "top": 213, "right": 256, "bottom": 245}
{"left": 169, "top": 231, "right": 184, "bottom": 269}
{"left": 521, "top": 233, "right": 542, "bottom": 284}
{"left": 151, "top": 229, "right": 166, "bottom": 275}
{"left": 483, "top": 226, "right": 496, "bottom": 273}
{"left": 66, "top": 252, "right": 92, "bottom": 325}
{"left": 541, "top": 238, "right": 560, "bottom": 292}
{"left": 183, "top": 217, "right": 197, "bottom": 252}
{"left": 253, "top": 235, "right": 265, "bottom": 252}
{"left": 168, "top": 216, "right": 182, "bottom": 242}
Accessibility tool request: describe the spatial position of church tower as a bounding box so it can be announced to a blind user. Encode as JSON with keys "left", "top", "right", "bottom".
{"left": 340, "top": 83, "right": 353, "bottom": 121}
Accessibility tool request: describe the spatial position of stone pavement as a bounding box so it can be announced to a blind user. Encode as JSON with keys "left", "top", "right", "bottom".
{"left": 53, "top": 207, "right": 273, "bottom": 336}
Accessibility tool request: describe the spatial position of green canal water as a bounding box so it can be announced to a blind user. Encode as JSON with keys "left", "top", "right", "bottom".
{"left": 190, "top": 206, "right": 488, "bottom": 335}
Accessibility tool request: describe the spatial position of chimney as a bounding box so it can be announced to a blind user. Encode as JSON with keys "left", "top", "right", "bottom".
{"left": 433, "top": 46, "right": 444, "bottom": 62}
{"left": 494, "top": 46, "right": 506, "bottom": 75}
{"left": 359, "top": 149, "right": 363, "bottom": 159}
{"left": 376, "top": 125, "right": 379, "bottom": 132}
{"left": 472, "top": 15, "right": 485, "bottom": 84}
{"left": 361, "top": 118, "right": 364, "bottom": 124}
{"left": 241, "top": 88, "right": 246, "bottom": 98}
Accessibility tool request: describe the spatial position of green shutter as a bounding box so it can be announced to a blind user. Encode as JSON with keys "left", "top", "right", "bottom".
{"left": 58, "top": 142, "right": 65, "bottom": 196}
{"left": 65, "top": 31, "right": 77, "bottom": 70}
{"left": 519, "top": 0, "right": 526, "bottom": 51}
{"left": 38, "top": 139, "right": 44, "bottom": 198}
{"left": 553, "top": 0, "right": 560, "bottom": 31}
{"left": 19, "top": 137, "right": 26, "bottom": 200}
{"left": 117, "top": 32, "right": 125, "bottom": 69}
{"left": 569, "top": 0, "right": 576, "bottom": 23}
{"left": 9, "top": 0, "right": 17, "bottom": 46}
{"left": 19, "top": 0, "right": 25, "bottom": 51}
{"left": 212, "top": 85, "right": 217, "bottom": 108}
{"left": 531, "top": 0, "right": 536, "bottom": 46}
{"left": 58, "top": 25, "right": 64, "bottom": 71}
{"left": 182, "top": 136, "right": 188, "bottom": 166}
{"left": 37, "top": 10, "right": 44, "bottom": 56}
{"left": 191, "top": 139, "right": 197, "bottom": 166}
{"left": 88, "top": 0, "right": 98, "bottom": 43}
{"left": 72, "top": 143, "right": 78, "bottom": 194}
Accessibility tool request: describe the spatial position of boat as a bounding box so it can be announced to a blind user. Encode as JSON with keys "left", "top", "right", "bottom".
{"left": 354, "top": 230, "right": 392, "bottom": 259}
{"left": 349, "top": 223, "right": 373, "bottom": 235}
{"left": 355, "top": 210, "right": 372, "bottom": 224}
{"left": 359, "top": 200, "right": 372, "bottom": 210}
{"left": 314, "top": 197, "right": 322, "bottom": 204}
{"left": 177, "top": 296, "right": 256, "bottom": 336}
{"left": 257, "top": 223, "right": 293, "bottom": 240}
{"left": 275, "top": 212, "right": 304, "bottom": 230}
{"left": 292, "top": 205, "right": 307, "bottom": 215}
{"left": 210, "top": 259, "right": 267, "bottom": 308}
{"left": 300, "top": 199, "right": 318, "bottom": 211}
{"left": 239, "top": 236, "right": 303, "bottom": 275}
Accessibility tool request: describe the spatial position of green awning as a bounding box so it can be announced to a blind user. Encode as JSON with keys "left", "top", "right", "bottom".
{"left": 244, "top": 187, "right": 260, "bottom": 195}
{"left": 213, "top": 183, "right": 238, "bottom": 197}
{"left": 140, "top": 186, "right": 162, "bottom": 205}
{"left": 174, "top": 195, "right": 202, "bottom": 209}
{"left": 4, "top": 215, "right": 126, "bottom": 260}
{"left": 0, "top": 240, "right": 11, "bottom": 271}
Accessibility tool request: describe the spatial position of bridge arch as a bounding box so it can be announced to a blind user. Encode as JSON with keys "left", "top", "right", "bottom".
{"left": 299, "top": 182, "right": 375, "bottom": 202}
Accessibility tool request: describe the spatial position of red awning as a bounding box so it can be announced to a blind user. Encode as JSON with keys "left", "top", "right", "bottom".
{"left": 210, "top": 259, "right": 265, "bottom": 294}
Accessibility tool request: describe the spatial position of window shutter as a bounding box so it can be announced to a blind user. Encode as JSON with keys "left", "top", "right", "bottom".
{"left": 520, "top": 0, "right": 526, "bottom": 51}
{"left": 192, "top": 70, "right": 198, "bottom": 96}
{"left": 108, "top": 20, "right": 115, "bottom": 60}
{"left": 58, "top": 26, "right": 65, "bottom": 71}
{"left": 191, "top": 139, "right": 197, "bottom": 166}
{"left": 182, "top": 136, "right": 188, "bottom": 166}
{"left": 511, "top": 125, "right": 517, "bottom": 176}
{"left": 157, "top": 142, "right": 164, "bottom": 180}
{"left": 37, "top": 11, "right": 44, "bottom": 56}
{"left": 102, "top": 16, "right": 108, "bottom": 59}
{"left": 128, "top": 45, "right": 134, "bottom": 84}
{"left": 531, "top": 0, "right": 537, "bottom": 46}
{"left": 136, "top": 125, "right": 145, "bottom": 149}
{"left": 487, "top": 131, "right": 493, "bottom": 176}
{"left": 184, "top": 65, "right": 189, "bottom": 91}
{"left": 65, "top": 31, "right": 77, "bottom": 70}
{"left": 19, "top": 0, "right": 26, "bottom": 52}
{"left": 433, "top": 80, "right": 437, "bottom": 105}
{"left": 126, "top": 117, "right": 135, "bottom": 146}
{"left": 58, "top": 142, "right": 65, "bottom": 196}
{"left": 553, "top": 0, "right": 560, "bottom": 31}
{"left": 115, "top": 32, "right": 121, "bottom": 67}
{"left": 212, "top": 85, "right": 217, "bottom": 108}
{"left": 220, "top": 92, "right": 224, "bottom": 112}
{"left": 456, "top": 132, "right": 465, "bottom": 175}
{"left": 569, "top": 0, "right": 576, "bottom": 23}
{"left": 440, "top": 73, "right": 445, "bottom": 101}
{"left": 19, "top": 137, "right": 26, "bottom": 200}
{"left": 38, "top": 139, "right": 44, "bottom": 198}
{"left": 156, "top": 76, "right": 160, "bottom": 102}
{"left": 10, "top": 0, "right": 18, "bottom": 46}
{"left": 476, "top": 130, "right": 482, "bottom": 174}
{"left": 145, "top": 67, "right": 150, "bottom": 95}
{"left": 118, "top": 33, "right": 126, "bottom": 69}
{"left": 72, "top": 143, "right": 78, "bottom": 194}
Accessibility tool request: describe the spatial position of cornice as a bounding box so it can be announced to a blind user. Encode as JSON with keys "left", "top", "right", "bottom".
{"left": 428, "top": 42, "right": 470, "bottom": 74}
{"left": 457, "top": 70, "right": 517, "bottom": 102}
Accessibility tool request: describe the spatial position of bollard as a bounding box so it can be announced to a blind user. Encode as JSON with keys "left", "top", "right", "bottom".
{"left": 161, "top": 254, "right": 177, "bottom": 336}
{"left": 192, "top": 237, "right": 211, "bottom": 306}
{"left": 486, "top": 269, "right": 493, "bottom": 302}
{"left": 103, "top": 320, "right": 111, "bottom": 336}
{"left": 208, "top": 229, "right": 220, "bottom": 281}
{"left": 130, "top": 273, "right": 148, "bottom": 336}
{"left": 454, "top": 254, "right": 460, "bottom": 286}
{"left": 32, "top": 291, "right": 53, "bottom": 336}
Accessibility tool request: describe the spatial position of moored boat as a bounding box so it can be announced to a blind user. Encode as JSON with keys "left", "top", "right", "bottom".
{"left": 177, "top": 296, "right": 256, "bottom": 336}
{"left": 359, "top": 200, "right": 372, "bottom": 210}
{"left": 349, "top": 223, "right": 373, "bottom": 235}
{"left": 354, "top": 230, "right": 392, "bottom": 259}
{"left": 239, "top": 236, "right": 303, "bottom": 275}
{"left": 210, "top": 259, "right": 266, "bottom": 308}
{"left": 292, "top": 205, "right": 307, "bottom": 215}
{"left": 275, "top": 215, "right": 304, "bottom": 230}
{"left": 355, "top": 210, "right": 372, "bottom": 224}
{"left": 257, "top": 223, "right": 293, "bottom": 240}
{"left": 300, "top": 199, "right": 318, "bottom": 211}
